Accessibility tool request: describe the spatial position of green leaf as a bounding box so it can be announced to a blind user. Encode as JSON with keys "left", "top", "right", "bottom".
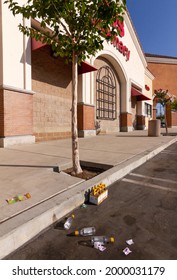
{"left": 4, "top": 0, "right": 126, "bottom": 62}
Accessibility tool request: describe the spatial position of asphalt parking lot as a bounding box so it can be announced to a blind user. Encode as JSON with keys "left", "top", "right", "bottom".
{"left": 5, "top": 142, "right": 177, "bottom": 260}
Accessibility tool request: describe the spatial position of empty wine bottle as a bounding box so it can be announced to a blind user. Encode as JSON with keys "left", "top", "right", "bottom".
{"left": 64, "top": 214, "right": 75, "bottom": 230}
{"left": 91, "top": 236, "right": 115, "bottom": 245}
{"left": 74, "top": 227, "right": 96, "bottom": 236}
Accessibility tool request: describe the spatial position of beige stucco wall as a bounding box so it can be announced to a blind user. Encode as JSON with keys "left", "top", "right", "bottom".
{"left": 144, "top": 71, "right": 154, "bottom": 128}
{"left": 0, "top": 4, "right": 3, "bottom": 85}
{"left": 0, "top": 1, "right": 31, "bottom": 90}
{"left": 87, "top": 13, "right": 149, "bottom": 116}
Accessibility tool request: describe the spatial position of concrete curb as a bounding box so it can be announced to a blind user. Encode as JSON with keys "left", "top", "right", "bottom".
{"left": 1, "top": 136, "right": 177, "bottom": 259}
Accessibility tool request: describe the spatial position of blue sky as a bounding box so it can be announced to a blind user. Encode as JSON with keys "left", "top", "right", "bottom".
{"left": 126, "top": 0, "right": 177, "bottom": 57}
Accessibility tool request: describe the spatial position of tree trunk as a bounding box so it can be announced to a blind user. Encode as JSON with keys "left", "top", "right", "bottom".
{"left": 71, "top": 51, "right": 82, "bottom": 175}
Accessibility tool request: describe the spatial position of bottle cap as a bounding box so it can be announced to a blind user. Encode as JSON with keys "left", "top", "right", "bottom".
{"left": 74, "top": 230, "right": 79, "bottom": 236}
{"left": 110, "top": 237, "right": 115, "bottom": 243}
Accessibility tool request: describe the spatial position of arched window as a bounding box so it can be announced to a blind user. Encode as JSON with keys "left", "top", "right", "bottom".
{"left": 96, "top": 65, "right": 116, "bottom": 120}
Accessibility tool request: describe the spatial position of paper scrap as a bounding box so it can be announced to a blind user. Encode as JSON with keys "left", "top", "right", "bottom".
{"left": 126, "top": 239, "right": 134, "bottom": 245}
{"left": 123, "top": 247, "right": 132, "bottom": 255}
{"left": 94, "top": 242, "right": 106, "bottom": 251}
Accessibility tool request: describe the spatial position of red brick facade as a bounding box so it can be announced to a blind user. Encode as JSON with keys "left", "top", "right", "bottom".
{"left": 147, "top": 63, "right": 177, "bottom": 96}
{"left": 172, "top": 111, "right": 177, "bottom": 126}
{"left": 136, "top": 115, "right": 146, "bottom": 130}
{"left": 77, "top": 103, "right": 95, "bottom": 131}
{"left": 147, "top": 57, "right": 177, "bottom": 127}
{"left": 0, "top": 88, "right": 33, "bottom": 137}
{"left": 0, "top": 89, "right": 4, "bottom": 136}
{"left": 120, "top": 112, "right": 132, "bottom": 131}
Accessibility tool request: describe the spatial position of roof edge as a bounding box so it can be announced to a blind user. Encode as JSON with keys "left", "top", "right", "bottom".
{"left": 124, "top": 9, "right": 147, "bottom": 68}
{"left": 145, "top": 53, "right": 177, "bottom": 60}
{"left": 145, "top": 53, "right": 177, "bottom": 65}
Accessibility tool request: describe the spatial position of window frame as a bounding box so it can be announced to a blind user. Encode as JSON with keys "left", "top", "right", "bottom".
{"left": 145, "top": 102, "right": 152, "bottom": 117}
{"left": 96, "top": 65, "right": 117, "bottom": 120}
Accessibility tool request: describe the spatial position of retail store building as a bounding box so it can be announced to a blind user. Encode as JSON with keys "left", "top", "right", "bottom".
{"left": 0, "top": 3, "right": 154, "bottom": 147}
{"left": 146, "top": 54, "right": 177, "bottom": 127}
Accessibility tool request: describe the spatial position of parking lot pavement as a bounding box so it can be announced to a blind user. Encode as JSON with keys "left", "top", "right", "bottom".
{"left": 5, "top": 142, "right": 177, "bottom": 260}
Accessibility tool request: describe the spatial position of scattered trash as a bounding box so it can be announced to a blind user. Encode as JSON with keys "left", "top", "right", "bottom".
{"left": 94, "top": 242, "right": 106, "bottom": 251}
{"left": 6, "top": 198, "right": 18, "bottom": 204}
{"left": 126, "top": 239, "right": 134, "bottom": 245}
{"left": 25, "top": 193, "right": 31, "bottom": 199}
{"left": 123, "top": 247, "right": 132, "bottom": 255}
{"left": 91, "top": 236, "right": 115, "bottom": 245}
{"left": 6, "top": 193, "right": 31, "bottom": 204}
{"left": 89, "top": 182, "right": 108, "bottom": 205}
{"left": 80, "top": 203, "right": 87, "bottom": 208}
{"left": 74, "top": 227, "right": 96, "bottom": 236}
{"left": 64, "top": 214, "right": 75, "bottom": 230}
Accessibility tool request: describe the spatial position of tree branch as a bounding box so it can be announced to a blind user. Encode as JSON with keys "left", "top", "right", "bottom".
{"left": 51, "top": 0, "right": 73, "bottom": 40}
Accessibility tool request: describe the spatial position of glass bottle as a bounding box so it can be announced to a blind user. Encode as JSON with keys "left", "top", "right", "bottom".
{"left": 74, "top": 227, "right": 96, "bottom": 236}
{"left": 91, "top": 236, "right": 115, "bottom": 245}
{"left": 64, "top": 214, "right": 75, "bottom": 230}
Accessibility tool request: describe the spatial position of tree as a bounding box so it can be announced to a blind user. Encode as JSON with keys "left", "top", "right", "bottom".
{"left": 153, "top": 89, "right": 174, "bottom": 135}
{"left": 5, "top": 0, "right": 126, "bottom": 174}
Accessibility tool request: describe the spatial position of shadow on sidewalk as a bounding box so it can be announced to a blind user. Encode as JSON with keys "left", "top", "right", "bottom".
{"left": 0, "top": 164, "right": 59, "bottom": 172}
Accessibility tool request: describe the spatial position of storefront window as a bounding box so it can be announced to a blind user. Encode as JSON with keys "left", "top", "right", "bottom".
{"left": 96, "top": 66, "right": 116, "bottom": 120}
{"left": 145, "top": 103, "right": 152, "bottom": 117}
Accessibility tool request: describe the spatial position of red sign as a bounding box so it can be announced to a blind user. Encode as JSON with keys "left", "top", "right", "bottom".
{"left": 145, "top": 85, "right": 150, "bottom": 91}
{"left": 93, "top": 18, "right": 130, "bottom": 61}
{"left": 112, "top": 36, "right": 130, "bottom": 61}
{"left": 110, "top": 20, "right": 130, "bottom": 61}
{"left": 113, "top": 19, "right": 125, "bottom": 37}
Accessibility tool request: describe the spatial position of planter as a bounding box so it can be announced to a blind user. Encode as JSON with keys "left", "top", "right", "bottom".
{"left": 148, "top": 119, "right": 161, "bottom": 137}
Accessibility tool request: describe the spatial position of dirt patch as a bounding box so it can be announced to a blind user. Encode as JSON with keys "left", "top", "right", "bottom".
{"left": 64, "top": 166, "right": 104, "bottom": 180}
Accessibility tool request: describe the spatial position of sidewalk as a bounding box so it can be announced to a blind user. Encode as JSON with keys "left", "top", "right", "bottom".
{"left": 0, "top": 128, "right": 177, "bottom": 259}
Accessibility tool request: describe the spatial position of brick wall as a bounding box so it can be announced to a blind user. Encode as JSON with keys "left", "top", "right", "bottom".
{"left": 120, "top": 112, "right": 132, "bottom": 127}
{"left": 0, "top": 89, "right": 33, "bottom": 137}
{"left": 147, "top": 62, "right": 177, "bottom": 127}
{"left": 77, "top": 103, "right": 95, "bottom": 130}
{"left": 0, "top": 89, "right": 4, "bottom": 136}
{"left": 32, "top": 46, "right": 72, "bottom": 141}
{"left": 148, "top": 63, "right": 177, "bottom": 98}
{"left": 172, "top": 111, "right": 177, "bottom": 126}
{"left": 137, "top": 115, "right": 145, "bottom": 130}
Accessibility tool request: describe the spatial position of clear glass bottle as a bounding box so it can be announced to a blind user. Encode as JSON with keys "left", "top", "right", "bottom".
{"left": 91, "top": 236, "right": 115, "bottom": 245}
{"left": 74, "top": 227, "right": 96, "bottom": 236}
{"left": 64, "top": 214, "right": 75, "bottom": 230}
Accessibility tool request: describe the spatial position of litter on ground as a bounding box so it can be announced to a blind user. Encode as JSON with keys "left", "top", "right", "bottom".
{"left": 94, "top": 242, "right": 106, "bottom": 251}
{"left": 89, "top": 182, "right": 108, "bottom": 205}
{"left": 6, "top": 193, "right": 31, "bottom": 204}
{"left": 126, "top": 239, "right": 134, "bottom": 245}
{"left": 123, "top": 247, "right": 132, "bottom": 255}
{"left": 80, "top": 203, "right": 87, "bottom": 208}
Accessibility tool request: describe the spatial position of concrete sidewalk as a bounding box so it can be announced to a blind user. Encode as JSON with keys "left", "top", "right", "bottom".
{"left": 0, "top": 128, "right": 177, "bottom": 259}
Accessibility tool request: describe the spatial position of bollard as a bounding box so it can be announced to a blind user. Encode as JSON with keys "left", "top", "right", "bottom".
{"left": 148, "top": 119, "right": 161, "bottom": 137}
